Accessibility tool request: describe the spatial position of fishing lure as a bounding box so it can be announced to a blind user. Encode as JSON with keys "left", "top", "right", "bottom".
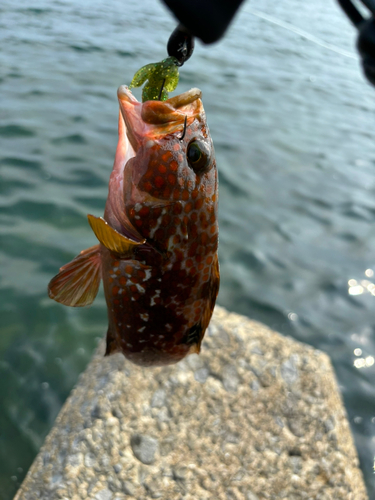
{"left": 129, "top": 56, "right": 180, "bottom": 102}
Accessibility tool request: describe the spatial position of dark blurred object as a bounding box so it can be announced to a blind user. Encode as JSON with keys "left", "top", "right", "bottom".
{"left": 337, "top": 0, "right": 375, "bottom": 85}
{"left": 167, "top": 24, "right": 195, "bottom": 66}
{"left": 358, "top": 17, "right": 375, "bottom": 85}
{"left": 162, "top": 0, "right": 245, "bottom": 44}
{"left": 163, "top": 0, "right": 375, "bottom": 86}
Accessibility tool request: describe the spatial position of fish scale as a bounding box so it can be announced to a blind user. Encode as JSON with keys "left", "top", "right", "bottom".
{"left": 48, "top": 86, "right": 219, "bottom": 367}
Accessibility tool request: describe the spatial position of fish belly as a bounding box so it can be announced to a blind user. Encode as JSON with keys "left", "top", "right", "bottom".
{"left": 101, "top": 246, "right": 217, "bottom": 366}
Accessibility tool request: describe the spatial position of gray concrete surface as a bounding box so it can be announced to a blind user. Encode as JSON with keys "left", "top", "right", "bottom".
{"left": 14, "top": 306, "right": 368, "bottom": 500}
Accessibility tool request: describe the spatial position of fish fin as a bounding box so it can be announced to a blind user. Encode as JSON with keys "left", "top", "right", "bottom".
{"left": 181, "top": 323, "right": 203, "bottom": 351}
{"left": 105, "top": 327, "right": 121, "bottom": 356}
{"left": 185, "top": 254, "right": 220, "bottom": 355}
{"left": 201, "top": 253, "right": 220, "bottom": 331}
{"left": 88, "top": 215, "right": 145, "bottom": 256}
{"left": 188, "top": 343, "right": 201, "bottom": 355}
{"left": 48, "top": 244, "right": 102, "bottom": 307}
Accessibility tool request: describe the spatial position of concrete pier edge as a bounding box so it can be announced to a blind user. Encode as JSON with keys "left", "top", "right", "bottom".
{"left": 14, "top": 306, "right": 368, "bottom": 500}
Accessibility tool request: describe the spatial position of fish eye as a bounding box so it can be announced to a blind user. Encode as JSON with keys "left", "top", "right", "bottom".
{"left": 186, "top": 140, "right": 210, "bottom": 173}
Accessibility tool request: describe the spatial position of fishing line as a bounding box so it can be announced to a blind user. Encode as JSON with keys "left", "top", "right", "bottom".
{"left": 361, "top": 0, "right": 375, "bottom": 15}
{"left": 248, "top": 8, "right": 357, "bottom": 59}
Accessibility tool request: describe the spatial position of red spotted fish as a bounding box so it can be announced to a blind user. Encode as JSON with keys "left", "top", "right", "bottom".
{"left": 48, "top": 86, "right": 219, "bottom": 366}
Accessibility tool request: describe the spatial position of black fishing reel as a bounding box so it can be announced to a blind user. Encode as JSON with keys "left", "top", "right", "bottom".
{"left": 337, "top": 0, "right": 375, "bottom": 86}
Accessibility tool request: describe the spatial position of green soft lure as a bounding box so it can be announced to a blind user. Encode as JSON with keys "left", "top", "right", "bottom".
{"left": 129, "top": 56, "right": 179, "bottom": 102}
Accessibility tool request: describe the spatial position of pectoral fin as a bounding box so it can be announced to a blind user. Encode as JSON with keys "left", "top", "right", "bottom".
{"left": 48, "top": 244, "right": 102, "bottom": 307}
{"left": 88, "top": 214, "right": 145, "bottom": 256}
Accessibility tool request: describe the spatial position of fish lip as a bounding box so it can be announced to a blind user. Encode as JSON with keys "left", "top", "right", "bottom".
{"left": 118, "top": 86, "right": 204, "bottom": 138}
{"left": 165, "top": 87, "right": 202, "bottom": 109}
{"left": 117, "top": 85, "right": 138, "bottom": 104}
{"left": 141, "top": 88, "right": 203, "bottom": 126}
{"left": 117, "top": 85, "right": 202, "bottom": 109}
{"left": 117, "top": 86, "right": 143, "bottom": 151}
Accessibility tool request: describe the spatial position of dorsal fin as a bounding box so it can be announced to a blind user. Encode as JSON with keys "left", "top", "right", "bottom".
{"left": 87, "top": 214, "right": 145, "bottom": 256}
{"left": 48, "top": 244, "right": 102, "bottom": 307}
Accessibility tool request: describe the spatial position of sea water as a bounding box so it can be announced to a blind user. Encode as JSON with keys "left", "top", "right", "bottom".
{"left": 1, "top": 0, "right": 375, "bottom": 498}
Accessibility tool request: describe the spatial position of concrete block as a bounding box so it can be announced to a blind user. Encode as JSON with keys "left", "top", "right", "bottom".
{"left": 14, "top": 306, "right": 368, "bottom": 500}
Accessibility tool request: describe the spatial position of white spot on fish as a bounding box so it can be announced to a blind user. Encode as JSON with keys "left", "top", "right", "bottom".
{"left": 139, "top": 339, "right": 147, "bottom": 343}
{"left": 138, "top": 326, "right": 146, "bottom": 333}
{"left": 111, "top": 274, "right": 117, "bottom": 278}
{"left": 167, "top": 236, "right": 177, "bottom": 252}
{"left": 113, "top": 267, "right": 118, "bottom": 272}
{"left": 143, "top": 269, "right": 152, "bottom": 281}
{"left": 145, "top": 140, "right": 154, "bottom": 149}
{"left": 165, "top": 324, "right": 172, "bottom": 331}
{"left": 140, "top": 313, "right": 149, "bottom": 322}
{"left": 149, "top": 209, "right": 167, "bottom": 239}
{"left": 118, "top": 288, "right": 123, "bottom": 294}
{"left": 150, "top": 289, "right": 161, "bottom": 306}
{"left": 159, "top": 335, "right": 164, "bottom": 339}
{"left": 134, "top": 203, "right": 142, "bottom": 212}
{"left": 136, "top": 283, "right": 145, "bottom": 293}
{"left": 126, "top": 343, "right": 133, "bottom": 347}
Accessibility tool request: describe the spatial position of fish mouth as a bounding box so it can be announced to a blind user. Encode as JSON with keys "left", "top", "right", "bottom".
{"left": 117, "top": 86, "right": 204, "bottom": 150}
{"left": 117, "top": 87, "right": 143, "bottom": 152}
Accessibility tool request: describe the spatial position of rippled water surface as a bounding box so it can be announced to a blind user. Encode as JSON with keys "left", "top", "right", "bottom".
{"left": 1, "top": 0, "right": 375, "bottom": 498}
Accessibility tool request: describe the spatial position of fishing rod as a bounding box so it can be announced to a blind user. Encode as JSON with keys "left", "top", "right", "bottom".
{"left": 337, "top": 0, "right": 375, "bottom": 85}
{"left": 163, "top": 0, "right": 375, "bottom": 87}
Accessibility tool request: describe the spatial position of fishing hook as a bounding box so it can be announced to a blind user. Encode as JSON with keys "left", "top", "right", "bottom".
{"left": 178, "top": 116, "right": 187, "bottom": 141}
{"left": 158, "top": 78, "right": 166, "bottom": 101}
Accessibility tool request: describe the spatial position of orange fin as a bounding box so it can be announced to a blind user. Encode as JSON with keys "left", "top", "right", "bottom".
{"left": 88, "top": 214, "right": 145, "bottom": 256}
{"left": 48, "top": 244, "right": 102, "bottom": 307}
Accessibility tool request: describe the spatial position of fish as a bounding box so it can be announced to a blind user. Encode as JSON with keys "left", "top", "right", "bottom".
{"left": 48, "top": 86, "right": 220, "bottom": 366}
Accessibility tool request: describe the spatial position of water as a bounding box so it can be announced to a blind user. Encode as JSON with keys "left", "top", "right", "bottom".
{"left": 1, "top": 0, "right": 375, "bottom": 497}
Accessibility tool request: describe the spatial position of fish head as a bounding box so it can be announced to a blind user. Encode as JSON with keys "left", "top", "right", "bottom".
{"left": 117, "top": 86, "right": 217, "bottom": 252}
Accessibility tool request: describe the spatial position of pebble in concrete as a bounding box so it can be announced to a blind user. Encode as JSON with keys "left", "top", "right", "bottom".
{"left": 14, "top": 306, "right": 368, "bottom": 500}
{"left": 130, "top": 435, "right": 159, "bottom": 465}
